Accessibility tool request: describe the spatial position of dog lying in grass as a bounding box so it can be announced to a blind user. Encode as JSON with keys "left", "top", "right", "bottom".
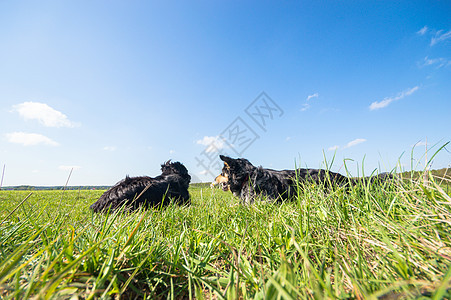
{"left": 90, "top": 161, "right": 191, "bottom": 212}
{"left": 217, "top": 155, "right": 394, "bottom": 204}
{"left": 218, "top": 155, "right": 350, "bottom": 204}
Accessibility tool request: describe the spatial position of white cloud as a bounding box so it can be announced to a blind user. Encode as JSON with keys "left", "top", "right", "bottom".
{"left": 300, "top": 103, "right": 311, "bottom": 111}
{"left": 169, "top": 149, "right": 175, "bottom": 154}
{"left": 417, "top": 26, "right": 428, "bottom": 35}
{"left": 329, "top": 139, "right": 366, "bottom": 151}
{"left": 199, "top": 170, "right": 209, "bottom": 175}
{"left": 12, "top": 102, "right": 79, "bottom": 128}
{"left": 344, "top": 138, "right": 366, "bottom": 148}
{"left": 58, "top": 165, "right": 81, "bottom": 171}
{"left": 421, "top": 56, "right": 450, "bottom": 68}
{"left": 306, "top": 93, "right": 319, "bottom": 101}
{"left": 196, "top": 136, "right": 226, "bottom": 153}
{"left": 417, "top": 26, "right": 451, "bottom": 46}
{"left": 300, "top": 93, "right": 319, "bottom": 111}
{"left": 431, "top": 29, "right": 451, "bottom": 46}
{"left": 369, "top": 86, "right": 419, "bottom": 110}
{"left": 328, "top": 145, "right": 339, "bottom": 151}
{"left": 103, "top": 146, "right": 117, "bottom": 151}
{"left": 5, "top": 132, "right": 59, "bottom": 146}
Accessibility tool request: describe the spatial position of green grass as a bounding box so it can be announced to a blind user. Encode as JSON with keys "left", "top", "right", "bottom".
{"left": 0, "top": 171, "right": 450, "bottom": 299}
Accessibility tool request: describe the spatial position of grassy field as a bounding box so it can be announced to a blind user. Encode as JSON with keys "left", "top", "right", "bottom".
{"left": 0, "top": 172, "right": 450, "bottom": 299}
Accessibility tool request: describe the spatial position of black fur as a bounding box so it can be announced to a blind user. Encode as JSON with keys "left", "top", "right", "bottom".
{"left": 218, "top": 155, "right": 395, "bottom": 204}
{"left": 90, "top": 161, "right": 191, "bottom": 212}
{"left": 219, "top": 155, "right": 350, "bottom": 204}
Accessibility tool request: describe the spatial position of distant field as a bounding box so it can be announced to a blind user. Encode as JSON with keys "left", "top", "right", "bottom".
{"left": 0, "top": 172, "right": 450, "bottom": 299}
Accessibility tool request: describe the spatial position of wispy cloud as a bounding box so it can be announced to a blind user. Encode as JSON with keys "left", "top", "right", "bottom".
{"left": 300, "top": 103, "right": 311, "bottom": 111}
{"left": 328, "top": 139, "right": 366, "bottom": 151}
{"left": 196, "top": 136, "right": 226, "bottom": 153}
{"left": 344, "top": 138, "right": 367, "bottom": 148}
{"left": 103, "top": 146, "right": 117, "bottom": 151}
{"left": 306, "top": 93, "right": 319, "bottom": 101}
{"left": 417, "top": 26, "right": 428, "bottom": 36}
{"left": 169, "top": 149, "right": 175, "bottom": 154}
{"left": 416, "top": 26, "right": 451, "bottom": 47}
{"left": 300, "top": 92, "right": 319, "bottom": 112}
{"left": 5, "top": 132, "right": 59, "bottom": 146}
{"left": 420, "top": 56, "right": 450, "bottom": 68}
{"left": 431, "top": 29, "right": 451, "bottom": 46}
{"left": 12, "top": 102, "right": 79, "bottom": 128}
{"left": 369, "top": 86, "right": 419, "bottom": 110}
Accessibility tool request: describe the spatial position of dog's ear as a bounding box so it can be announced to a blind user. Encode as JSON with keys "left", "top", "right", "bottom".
{"left": 161, "top": 160, "right": 171, "bottom": 169}
{"left": 219, "top": 155, "right": 234, "bottom": 169}
{"left": 161, "top": 160, "right": 174, "bottom": 173}
{"left": 219, "top": 155, "right": 233, "bottom": 163}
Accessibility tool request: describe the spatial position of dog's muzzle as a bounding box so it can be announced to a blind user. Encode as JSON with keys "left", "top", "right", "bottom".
{"left": 212, "top": 174, "right": 229, "bottom": 191}
{"left": 220, "top": 182, "right": 229, "bottom": 191}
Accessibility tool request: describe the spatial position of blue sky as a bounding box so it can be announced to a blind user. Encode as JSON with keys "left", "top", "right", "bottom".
{"left": 1, "top": 1, "right": 450, "bottom": 186}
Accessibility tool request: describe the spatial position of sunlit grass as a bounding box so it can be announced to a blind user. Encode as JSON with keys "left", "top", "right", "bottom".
{"left": 0, "top": 169, "right": 450, "bottom": 299}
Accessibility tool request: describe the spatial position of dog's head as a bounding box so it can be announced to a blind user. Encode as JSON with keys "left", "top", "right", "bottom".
{"left": 218, "top": 155, "right": 255, "bottom": 193}
{"left": 161, "top": 160, "right": 191, "bottom": 185}
{"left": 211, "top": 174, "right": 229, "bottom": 190}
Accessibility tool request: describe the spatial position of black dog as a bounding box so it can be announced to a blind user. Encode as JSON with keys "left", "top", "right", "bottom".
{"left": 90, "top": 161, "right": 191, "bottom": 212}
{"left": 218, "top": 155, "right": 350, "bottom": 204}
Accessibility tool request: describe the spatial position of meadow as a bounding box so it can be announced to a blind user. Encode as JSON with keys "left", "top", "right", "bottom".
{"left": 0, "top": 171, "right": 450, "bottom": 299}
